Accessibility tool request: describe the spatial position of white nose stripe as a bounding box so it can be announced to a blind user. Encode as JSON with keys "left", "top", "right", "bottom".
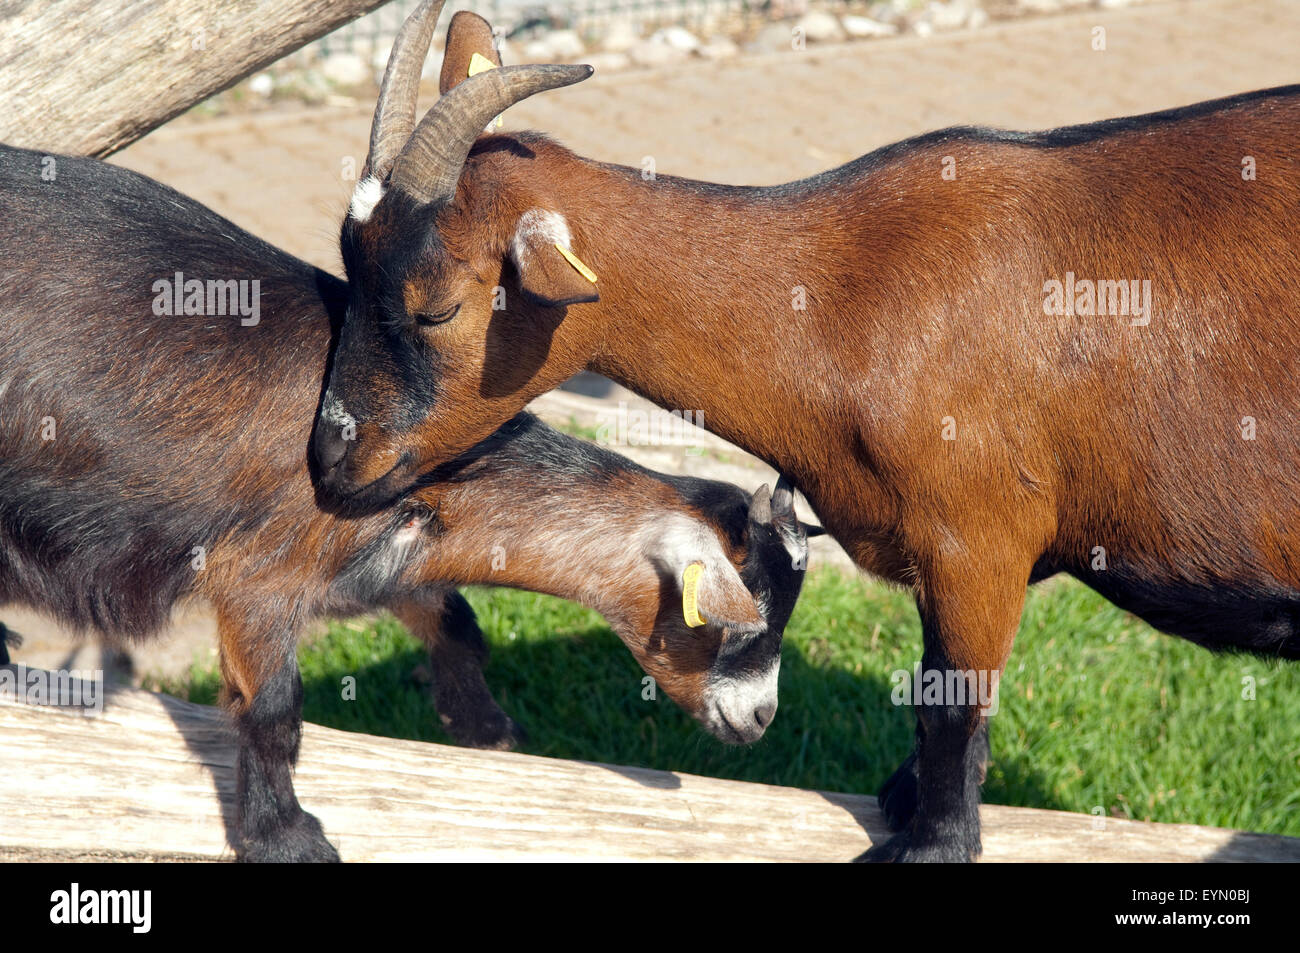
{"left": 323, "top": 397, "right": 356, "bottom": 430}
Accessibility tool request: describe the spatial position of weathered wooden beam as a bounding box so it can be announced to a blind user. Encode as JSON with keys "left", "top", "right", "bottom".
{"left": 2, "top": 667, "right": 1297, "bottom": 861}
{"left": 0, "top": 0, "right": 392, "bottom": 157}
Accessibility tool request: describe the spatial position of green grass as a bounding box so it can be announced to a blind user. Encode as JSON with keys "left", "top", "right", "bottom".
{"left": 154, "top": 571, "right": 1300, "bottom": 836}
{"left": 553, "top": 414, "right": 604, "bottom": 443}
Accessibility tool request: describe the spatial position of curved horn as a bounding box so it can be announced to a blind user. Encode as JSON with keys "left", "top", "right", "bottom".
{"left": 389, "top": 63, "right": 594, "bottom": 206}
{"left": 772, "top": 474, "right": 797, "bottom": 519}
{"left": 749, "top": 483, "right": 773, "bottom": 525}
{"left": 364, "top": 0, "right": 448, "bottom": 182}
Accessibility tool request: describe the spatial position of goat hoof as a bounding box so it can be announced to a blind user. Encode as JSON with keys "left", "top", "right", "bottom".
{"left": 238, "top": 810, "right": 340, "bottom": 863}
{"left": 877, "top": 754, "right": 918, "bottom": 831}
{"left": 445, "top": 711, "right": 526, "bottom": 751}
{"left": 855, "top": 830, "right": 977, "bottom": 863}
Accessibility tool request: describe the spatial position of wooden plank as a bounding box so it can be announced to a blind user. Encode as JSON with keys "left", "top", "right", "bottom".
{"left": 2, "top": 666, "right": 1296, "bottom": 862}
{"left": 0, "top": 0, "right": 391, "bottom": 157}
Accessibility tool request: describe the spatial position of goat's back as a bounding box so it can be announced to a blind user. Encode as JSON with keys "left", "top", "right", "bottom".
{"left": 0, "top": 146, "right": 340, "bottom": 636}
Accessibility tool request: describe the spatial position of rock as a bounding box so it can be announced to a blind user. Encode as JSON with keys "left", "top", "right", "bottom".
{"left": 927, "top": 1, "right": 974, "bottom": 32}
{"left": 768, "top": 0, "right": 809, "bottom": 16}
{"left": 523, "top": 28, "right": 586, "bottom": 62}
{"left": 627, "top": 37, "right": 689, "bottom": 68}
{"left": 696, "top": 36, "right": 740, "bottom": 60}
{"left": 841, "top": 15, "right": 899, "bottom": 38}
{"left": 373, "top": 38, "right": 445, "bottom": 79}
{"left": 274, "top": 69, "right": 331, "bottom": 105}
{"left": 794, "top": 11, "right": 845, "bottom": 43}
{"left": 749, "top": 21, "right": 800, "bottom": 53}
{"left": 601, "top": 19, "right": 641, "bottom": 53}
{"left": 653, "top": 26, "right": 701, "bottom": 52}
{"left": 320, "top": 52, "right": 371, "bottom": 89}
{"left": 550, "top": 29, "right": 588, "bottom": 59}
{"left": 583, "top": 51, "right": 631, "bottom": 73}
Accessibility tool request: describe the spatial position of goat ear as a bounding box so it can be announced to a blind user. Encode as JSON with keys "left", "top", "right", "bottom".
{"left": 683, "top": 560, "right": 764, "bottom": 631}
{"left": 439, "top": 12, "right": 502, "bottom": 95}
{"left": 510, "top": 210, "right": 600, "bottom": 308}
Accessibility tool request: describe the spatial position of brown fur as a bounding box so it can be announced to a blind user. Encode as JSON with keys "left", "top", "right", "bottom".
{"left": 321, "top": 82, "right": 1300, "bottom": 860}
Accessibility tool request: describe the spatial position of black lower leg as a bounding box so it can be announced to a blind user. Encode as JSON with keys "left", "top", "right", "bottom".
{"left": 878, "top": 722, "right": 921, "bottom": 831}
{"left": 908, "top": 699, "right": 986, "bottom": 858}
{"left": 861, "top": 640, "right": 991, "bottom": 862}
{"left": 398, "top": 591, "right": 524, "bottom": 750}
{"left": 861, "top": 539, "right": 1025, "bottom": 862}
{"left": 232, "top": 655, "right": 338, "bottom": 862}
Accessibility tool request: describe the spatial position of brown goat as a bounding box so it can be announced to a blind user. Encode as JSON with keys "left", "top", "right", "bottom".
{"left": 313, "top": 0, "right": 1300, "bottom": 861}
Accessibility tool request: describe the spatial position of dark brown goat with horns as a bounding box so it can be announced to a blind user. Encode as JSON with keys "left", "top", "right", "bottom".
{"left": 313, "top": 0, "right": 1300, "bottom": 862}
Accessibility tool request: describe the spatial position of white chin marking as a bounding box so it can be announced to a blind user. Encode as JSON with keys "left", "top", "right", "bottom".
{"left": 349, "top": 175, "right": 386, "bottom": 223}
{"left": 716, "top": 660, "right": 780, "bottom": 710}
{"left": 707, "top": 659, "right": 780, "bottom": 742}
{"left": 510, "top": 208, "right": 572, "bottom": 268}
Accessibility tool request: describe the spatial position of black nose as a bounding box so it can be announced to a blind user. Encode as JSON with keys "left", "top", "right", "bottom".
{"left": 753, "top": 701, "right": 777, "bottom": 729}
{"left": 314, "top": 422, "right": 350, "bottom": 475}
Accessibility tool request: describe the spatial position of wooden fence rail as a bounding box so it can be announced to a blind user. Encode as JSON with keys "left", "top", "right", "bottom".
{"left": 0, "top": 0, "right": 391, "bottom": 157}
{"left": 3, "top": 667, "right": 1298, "bottom": 861}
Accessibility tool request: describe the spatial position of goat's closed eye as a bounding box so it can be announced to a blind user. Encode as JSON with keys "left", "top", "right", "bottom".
{"left": 414, "top": 304, "right": 460, "bottom": 327}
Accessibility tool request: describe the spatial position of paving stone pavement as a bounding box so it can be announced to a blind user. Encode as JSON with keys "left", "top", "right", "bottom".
{"left": 15, "top": 0, "right": 1298, "bottom": 680}
{"left": 116, "top": 0, "right": 1300, "bottom": 273}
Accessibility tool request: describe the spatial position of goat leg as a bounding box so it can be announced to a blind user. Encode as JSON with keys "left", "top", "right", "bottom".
{"left": 877, "top": 739, "right": 919, "bottom": 832}
{"left": 394, "top": 590, "right": 525, "bottom": 751}
{"left": 860, "top": 546, "right": 1025, "bottom": 862}
{"left": 218, "top": 610, "right": 339, "bottom": 863}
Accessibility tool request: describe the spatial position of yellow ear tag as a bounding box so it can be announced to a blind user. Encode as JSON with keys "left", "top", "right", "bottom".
{"left": 682, "top": 562, "right": 707, "bottom": 628}
{"left": 468, "top": 53, "right": 504, "bottom": 130}
{"left": 555, "top": 243, "right": 598, "bottom": 283}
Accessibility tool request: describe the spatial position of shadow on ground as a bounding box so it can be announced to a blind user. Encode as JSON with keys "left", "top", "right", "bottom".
{"left": 263, "top": 625, "right": 1061, "bottom": 841}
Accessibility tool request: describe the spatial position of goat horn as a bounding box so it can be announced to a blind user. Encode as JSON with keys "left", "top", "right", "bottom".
{"left": 773, "top": 473, "right": 797, "bottom": 517}
{"left": 365, "top": 0, "right": 448, "bottom": 182}
{"left": 389, "top": 63, "right": 594, "bottom": 206}
{"left": 749, "top": 483, "right": 773, "bottom": 525}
